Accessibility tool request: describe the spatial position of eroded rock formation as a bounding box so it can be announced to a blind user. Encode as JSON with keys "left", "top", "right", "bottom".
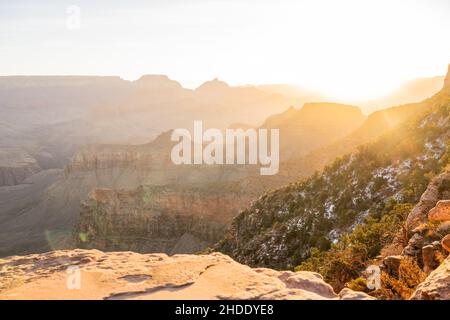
{"left": 411, "top": 255, "right": 450, "bottom": 300}
{"left": 0, "top": 148, "right": 41, "bottom": 186}
{"left": 74, "top": 186, "right": 253, "bottom": 254}
{"left": 405, "top": 170, "right": 450, "bottom": 233}
{"left": 427, "top": 200, "right": 450, "bottom": 253}
{"left": 401, "top": 170, "right": 450, "bottom": 267}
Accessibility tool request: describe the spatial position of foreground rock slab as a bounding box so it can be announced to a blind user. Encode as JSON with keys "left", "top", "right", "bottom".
{"left": 411, "top": 255, "right": 450, "bottom": 300}
{"left": 0, "top": 250, "right": 374, "bottom": 300}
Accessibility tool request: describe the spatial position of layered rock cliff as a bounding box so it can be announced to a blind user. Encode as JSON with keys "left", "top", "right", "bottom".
{"left": 0, "top": 148, "right": 41, "bottom": 186}
{"left": 74, "top": 185, "right": 253, "bottom": 254}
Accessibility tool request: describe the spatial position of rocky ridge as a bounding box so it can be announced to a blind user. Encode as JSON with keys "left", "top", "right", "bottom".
{"left": 217, "top": 73, "right": 450, "bottom": 270}
{"left": 409, "top": 199, "right": 450, "bottom": 299}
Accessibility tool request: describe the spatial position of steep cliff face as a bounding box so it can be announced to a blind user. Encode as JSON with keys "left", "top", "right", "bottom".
{"left": 0, "top": 148, "right": 41, "bottom": 186}
{"left": 0, "top": 131, "right": 267, "bottom": 257}
{"left": 74, "top": 186, "right": 252, "bottom": 254}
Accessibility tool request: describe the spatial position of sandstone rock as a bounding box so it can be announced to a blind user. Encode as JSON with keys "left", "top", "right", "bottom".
{"left": 411, "top": 255, "right": 450, "bottom": 300}
{"left": 402, "top": 233, "right": 424, "bottom": 259}
{"left": 422, "top": 245, "right": 438, "bottom": 274}
{"left": 338, "top": 288, "right": 376, "bottom": 300}
{"left": 430, "top": 240, "right": 448, "bottom": 257}
{"left": 75, "top": 185, "right": 252, "bottom": 254}
{"left": 382, "top": 255, "right": 403, "bottom": 277}
{"left": 442, "top": 234, "right": 450, "bottom": 252}
{"left": 428, "top": 200, "right": 450, "bottom": 253}
{"left": 0, "top": 249, "right": 376, "bottom": 300}
{"left": 250, "top": 268, "right": 339, "bottom": 299}
{"left": 428, "top": 200, "right": 450, "bottom": 222}
{"left": 257, "top": 288, "right": 330, "bottom": 300}
{"left": 405, "top": 170, "right": 450, "bottom": 232}
{"left": 283, "top": 272, "right": 337, "bottom": 298}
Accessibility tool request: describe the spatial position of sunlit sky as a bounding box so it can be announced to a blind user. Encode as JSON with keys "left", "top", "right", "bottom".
{"left": 1, "top": 0, "right": 449, "bottom": 100}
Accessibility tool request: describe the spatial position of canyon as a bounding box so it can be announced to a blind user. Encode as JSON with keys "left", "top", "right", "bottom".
{"left": 0, "top": 92, "right": 371, "bottom": 257}
{"left": 1, "top": 68, "right": 449, "bottom": 300}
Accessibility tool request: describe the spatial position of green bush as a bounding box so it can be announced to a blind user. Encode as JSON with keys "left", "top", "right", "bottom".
{"left": 296, "top": 203, "right": 412, "bottom": 291}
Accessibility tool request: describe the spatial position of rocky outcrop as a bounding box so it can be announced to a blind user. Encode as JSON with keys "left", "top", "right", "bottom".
{"left": 402, "top": 233, "right": 425, "bottom": 261}
{"left": 74, "top": 186, "right": 252, "bottom": 254}
{"left": 399, "top": 186, "right": 450, "bottom": 276}
{"left": 382, "top": 255, "right": 403, "bottom": 277}
{"left": 421, "top": 242, "right": 445, "bottom": 274}
{"left": 428, "top": 200, "right": 450, "bottom": 221}
{"left": 428, "top": 200, "right": 450, "bottom": 253}
{"left": 401, "top": 170, "right": 450, "bottom": 268}
{"left": 410, "top": 255, "right": 450, "bottom": 300}
{"left": 0, "top": 148, "right": 41, "bottom": 186}
{"left": 0, "top": 249, "right": 374, "bottom": 300}
{"left": 405, "top": 170, "right": 450, "bottom": 233}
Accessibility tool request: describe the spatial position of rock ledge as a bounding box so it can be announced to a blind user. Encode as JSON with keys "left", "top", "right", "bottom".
{"left": 0, "top": 250, "right": 374, "bottom": 300}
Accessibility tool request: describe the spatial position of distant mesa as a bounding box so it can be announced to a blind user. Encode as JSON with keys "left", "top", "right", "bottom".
{"left": 134, "top": 74, "right": 183, "bottom": 89}
{"left": 262, "top": 102, "right": 364, "bottom": 129}
{"left": 300, "top": 102, "right": 362, "bottom": 114}
{"left": 195, "top": 78, "right": 230, "bottom": 92}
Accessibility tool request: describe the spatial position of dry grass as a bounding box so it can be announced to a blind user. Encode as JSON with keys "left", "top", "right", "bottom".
{"left": 377, "top": 257, "right": 427, "bottom": 300}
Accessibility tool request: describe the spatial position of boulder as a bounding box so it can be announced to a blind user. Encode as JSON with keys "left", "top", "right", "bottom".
{"left": 442, "top": 234, "right": 450, "bottom": 252}
{"left": 428, "top": 200, "right": 450, "bottom": 253}
{"left": 411, "top": 255, "right": 450, "bottom": 300}
{"left": 405, "top": 170, "right": 450, "bottom": 232}
{"left": 428, "top": 200, "right": 450, "bottom": 222}
{"left": 338, "top": 288, "right": 376, "bottom": 300}
{"left": 422, "top": 245, "right": 438, "bottom": 274}
{"left": 283, "top": 272, "right": 337, "bottom": 298}
{"left": 405, "top": 179, "right": 440, "bottom": 232}
{"left": 382, "top": 255, "right": 403, "bottom": 277}
{"left": 402, "top": 233, "right": 424, "bottom": 260}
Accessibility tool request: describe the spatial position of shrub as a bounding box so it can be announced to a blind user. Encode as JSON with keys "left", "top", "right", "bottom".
{"left": 296, "top": 203, "right": 412, "bottom": 291}
{"left": 347, "top": 277, "right": 368, "bottom": 292}
{"left": 378, "top": 257, "right": 426, "bottom": 300}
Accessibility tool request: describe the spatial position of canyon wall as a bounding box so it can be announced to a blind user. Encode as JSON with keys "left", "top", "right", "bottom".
{"left": 0, "top": 148, "right": 41, "bottom": 186}
{"left": 74, "top": 186, "right": 253, "bottom": 254}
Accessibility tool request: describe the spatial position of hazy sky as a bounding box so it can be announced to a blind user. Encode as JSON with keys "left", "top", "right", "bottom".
{"left": 1, "top": 0, "right": 449, "bottom": 99}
